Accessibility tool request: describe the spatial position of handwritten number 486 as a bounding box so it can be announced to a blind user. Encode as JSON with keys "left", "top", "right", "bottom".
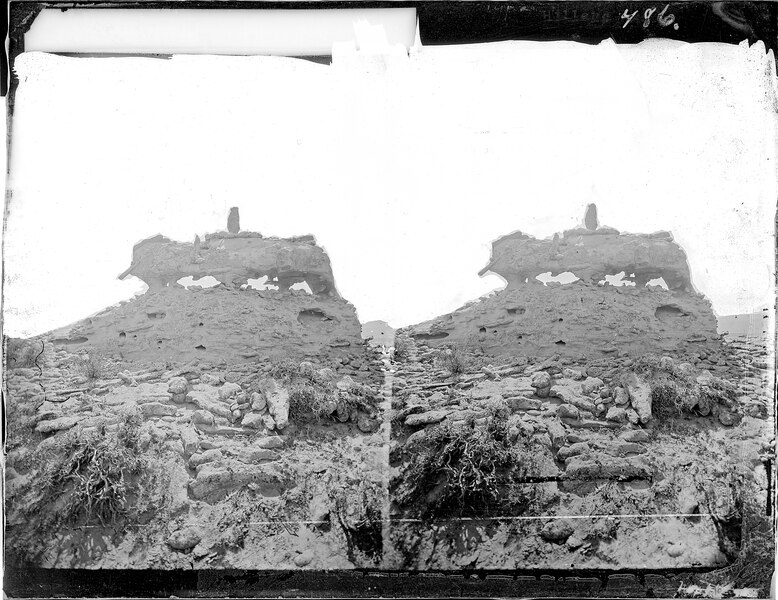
{"left": 621, "top": 4, "right": 679, "bottom": 29}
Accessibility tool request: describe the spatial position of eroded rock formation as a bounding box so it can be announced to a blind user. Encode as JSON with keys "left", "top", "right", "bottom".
{"left": 52, "top": 215, "right": 361, "bottom": 364}
{"left": 411, "top": 206, "right": 720, "bottom": 357}
{"left": 5, "top": 210, "right": 387, "bottom": 571}
{"left": 119, "top": 231, "right": 339, "bottom": 297}
{"left": 478, "top": 214, "right": 692, "bottom": 291}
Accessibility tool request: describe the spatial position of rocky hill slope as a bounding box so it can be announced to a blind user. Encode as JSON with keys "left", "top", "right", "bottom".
{"left": 4, "top": 211, "right": 388, "bottom": 569}
{"left": 409, "top": 206, "right": 720, "bottom": 357}
{"left": 388, "top": 207, "right": 774, "bottom": 590}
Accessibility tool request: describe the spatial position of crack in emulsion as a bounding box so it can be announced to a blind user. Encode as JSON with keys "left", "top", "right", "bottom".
{"left": 33, "top": 340, "right": 47, "bottom": 409}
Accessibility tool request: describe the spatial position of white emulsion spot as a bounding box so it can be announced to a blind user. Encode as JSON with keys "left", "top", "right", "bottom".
{"left": 599, "top": 272, "right": 637, "bottom": 287}
{"left": 177, "top": 275, "right": 221, "bottom": 289}
{"left": 246, "top": 276, "right": 280, "bottom": 291}
{"left": 290, "top": 281, "right": 314, "bottom": 294}
{"left": 646, "top": 277, "right": 670, "bottom": 290}
{"left": 536, "top": 271, "right": 580, "bottom": 285}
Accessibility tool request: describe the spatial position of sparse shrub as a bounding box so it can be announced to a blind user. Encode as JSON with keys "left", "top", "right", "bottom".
{"left": 6, "top": 407, "right": 177, "bottom": 564}
{"left": 471, "top": 396, "right": 511, "bottom": 421}
{"left": 72, "top": 348, "right": 107, "bottom": 381}
{"left": 434, "top": 342, "right": 475, "bottom": 375}
{"left": 633, "top": 354, "right": 736, "bottom": 419}
{"left": 268, "top": 356, "right": 379, "bottom": 426}
{"left": 18, "top": 408, "right": 148, "bottom": 527}
{"left": 396, "top": 415, "right": 519, "bottom": 518}
{"left": 288, "top": 382, "right": 332, "bottom": 423}
{"left": 268, "top": 356, "right": 302, "bottom": 383}
{"left": 392, "top": 335, "right": 412, "bottom": 362}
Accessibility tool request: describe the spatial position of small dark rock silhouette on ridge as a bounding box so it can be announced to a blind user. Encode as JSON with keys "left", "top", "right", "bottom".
{"left": 227, "top": 207, "right": 240, "bottom": 233}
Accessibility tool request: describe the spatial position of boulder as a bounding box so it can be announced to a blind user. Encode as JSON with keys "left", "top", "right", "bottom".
{"left": 562, "top": 368, "right": 585, "bottom": 381}
{"left": 189, "top": 390, "right": 232, "bottom": 419}
{"left": 606, "top": 406, "right": 627, "bottom": 423}
{"left": 261, "top": 378, "right": 290, "bottom": 430}
{"left": 557, "top": 404, "right": 580, "bottom": 420}
{"left": 141, "top": 403, "right": 177, "bottom": 417}
{"left": 336, "top": 376, "right": 355, "bottom": 392}
{"left": 550, "top": 385, "right": 597, "bottom": 414}
{"left": 254, "top": 436, "right": 285, "bottom": 449}
{"left": 620, "top": 429, "right": 650, "bottom": 443}
{"left": 238, "top": 447, "right": 280, "bottom": 463}
{"left": 404, "top": 429, "right": 430, "bottom": 452}
{"left": 250, "top": 392, "right": 267, "bottom": 411}
{"left": 546, "top": 419, "right": 567, "bottom": 449}
{"left": 167, "top": 377, "right": 188, "bottom": 395}
{"left": 613, "top": 387, "right": 630, "bottom": 405}
{"left": 718, "top": 410, "right": 739, "bottom": 427}
{"left": 540, "top": 520, "right": 574, "bottom": 543}
{"left": 581, "top": 377, "right": 604, "bottom": 395}
{"left": 225, "top": 371, "right": 242, "bottom": 383}
{"left": 531, "top": 371, "right": 552, "bottom": 389}
{"left": 191, "top": 410, "right": 215, "bottom": 426}
{"left": 508, "top": 397, "right": 542, "bottom": 411}
{"left": 507, "top": 425, "right": 520, "bottom": 443}
{"left": 294, "top": 549, "right": 315, "bottom": 567}
{"left": 622, "top": 373, "right": 652, "bottom": 423}
{"left": 610, "top": 442, "right": 647, "bottom": 457}
{"left": 189, "top": 448, "right": 222, "bottom": 468}
{"left": 167, "top": 526, "right": 203, "bottom": 550}
{"left": 201, "top": 373, "right": 221, "bottom": 386}
{"left": 180, "top": 427, "right": 199, "bottom": 456}
{"left": 405, "top": 410, "right": 448, "bottom": 426}
{"left": 218, "top": 382, "right": 242, "bottom": 400}
{"left": 241, "top": 412, "right": 265, "bottom": 429}
{"left": 35, "top": 415, "right": 82, "bottom": 434}
{"left": 557, "top": 441, "right": 589, "bottom": 462}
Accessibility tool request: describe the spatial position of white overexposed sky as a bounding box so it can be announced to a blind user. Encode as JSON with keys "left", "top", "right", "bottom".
{"left": 4, "top": 34, "right": 777, "bottom": 337}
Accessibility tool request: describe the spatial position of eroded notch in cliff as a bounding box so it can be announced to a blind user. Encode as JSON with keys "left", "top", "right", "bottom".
{"left": 298, "top": 309, "right": 334, "bottom": 326}
{"left": 656, "top": 305, "right": 688, "bottom": 320}
{"left": 413, "top": 332, "right": 450, "bottom": 341}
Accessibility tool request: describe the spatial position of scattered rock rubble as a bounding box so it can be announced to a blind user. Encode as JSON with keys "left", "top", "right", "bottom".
{"left": 387, "top": 207, "right": 774, "bottom": 578}
{"left": 387, "top": 331, "right": 773, "bottom": 571}
{"left": 3, "top": 206, "right": 774, "bottom": 588}
{"left": 4, "top": 210, "right": 388, "bottom": 570}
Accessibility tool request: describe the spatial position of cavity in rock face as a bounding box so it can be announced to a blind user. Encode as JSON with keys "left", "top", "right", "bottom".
{"left": 227, "top": 207, "right": 240, "bottom": 233}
